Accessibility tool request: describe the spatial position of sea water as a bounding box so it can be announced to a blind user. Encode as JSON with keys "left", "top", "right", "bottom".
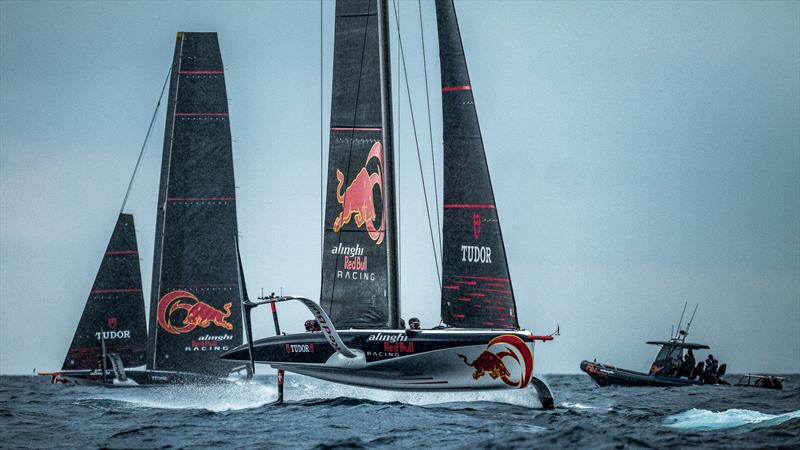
{"left": 1, "top": 374, "right": 798, "bottom": 449}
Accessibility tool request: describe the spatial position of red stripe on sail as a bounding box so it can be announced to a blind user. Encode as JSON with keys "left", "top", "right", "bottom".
{"left": 163, "top": 283, "right": 239, "bottom": 288}
{"left": 480, "top": 289, "right": 513, "bottom": 294}
{"left": 91, "top": 289, "right": 143, "bottom": 294}
{"left": 455, "top": 275, "right": 509, "bottom": 282}
{"left": 444, "top": 204, "right": 496, "bottom": 209}
{"left": 167, "top": 197, "right": 235, "bottom": 201}
{"left": 330, "top": 127, "right": 382, "bottom": 131}
{"left": 459, "top": 297, "right": 472, "bottom": 302}
{"left": 175, "top": 113, "right": 229, "bottom": 117}
{"left": 442, "top": 285, "right": 460, "bottom": 290}
{"left": 453, "top": 314, "right": 465, "bottom": 319}
{"left": 105, "top": 250, "right": 138, "bottom": 255}
{"left": 442, "top": 85, "right": 472, "bottom": 92}
{"left": 179, "top": 71, "right": 224, "bottom": 74}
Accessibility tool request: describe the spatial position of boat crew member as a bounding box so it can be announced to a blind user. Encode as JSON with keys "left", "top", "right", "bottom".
{"left": 708, "top": 357, "right": 719, "bottom": 382}
{"left": 681, "top": 349, "right": 695, "bottom": 377}
{"left": 408, "top": 317, "right": 421, "bottom": 330}
{"left": 304, "top": 320, "right": 320, "bottom": 332}
{"left": 702, "top": 354, "right": 715, "bottom": 383}
{"left": 669, "top": 354, "right": 683, "bottom": 377}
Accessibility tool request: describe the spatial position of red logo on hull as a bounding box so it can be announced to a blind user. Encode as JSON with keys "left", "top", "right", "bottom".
{"left": 333, "top": 141, "right": 385, "bottom": 244}
{"left": 157, "top": 290, "right": 233, "bottom": 335}
{"left": 459, "top": 334, "right": 534, "bottom": 388}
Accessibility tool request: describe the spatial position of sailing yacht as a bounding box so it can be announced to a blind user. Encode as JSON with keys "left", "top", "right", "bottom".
{"left": 40, "top": 32, "right": 248, "bottom": 386}
{"left": 222, "top": 0, "right": 555, "bottom": 407}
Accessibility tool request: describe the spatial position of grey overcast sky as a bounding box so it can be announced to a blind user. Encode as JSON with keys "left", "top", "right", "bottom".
{"left": 1, "top": 1, "right": 798, "bottom": 375}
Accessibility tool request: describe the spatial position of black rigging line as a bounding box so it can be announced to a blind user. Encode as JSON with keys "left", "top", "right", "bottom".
{"left": 391, "top": 0, "right": 441, "bottom": 288}
{"left": 396, "top": 0, "right": 401, "bottom": 287}
{"left": 119, "top": 67, "right": 171, "bottom": 214}
{"left": 319, "top": 0, "right": 325, "bottom": 266}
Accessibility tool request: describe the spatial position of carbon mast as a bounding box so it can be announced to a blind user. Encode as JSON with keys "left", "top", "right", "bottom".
{"left": 376, "top": 0, "right": 400, "bottom": 329}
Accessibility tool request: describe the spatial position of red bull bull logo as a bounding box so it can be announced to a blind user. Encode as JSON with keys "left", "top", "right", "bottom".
{"left": 157, "top": 290, "right": 233, "bottom": 335}
{"left": 458, "top": 334, "right": 534, "bottom": 388}
{"left": 332, "top": 141, "right": 385, "bottom": 244}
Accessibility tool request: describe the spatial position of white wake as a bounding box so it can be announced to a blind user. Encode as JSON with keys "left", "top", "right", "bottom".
{"left": 83, "top": 373, "right": 555, "bottom": 410}
{"left": 85, "top": 380, "right": 278, "bottom": 412}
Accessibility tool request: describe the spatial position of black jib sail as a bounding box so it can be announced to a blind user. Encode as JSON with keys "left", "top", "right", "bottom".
{"left": 147, "top": 32, "right": 243, "bottom": 375}
{"left": 436, "top": 0, "right": 519, "bottom": 329}
{"left": 63, "top": 213, "right": 148, "bottom": 370}
{"left": 321, "top": 0, "right": 396, "bottom": 329}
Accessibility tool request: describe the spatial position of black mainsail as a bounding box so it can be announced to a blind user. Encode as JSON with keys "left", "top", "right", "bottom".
{"left": 63, "top": 213, "right": 147, "bottom": 370}
{"left": 147, "top": 32, "right": 243, "bottom": 376}
{"left": 436, "top": 0, "right": 519, "bottom": 329}
{"left": 321, "top": 0, "right": 399, "bottom": 329}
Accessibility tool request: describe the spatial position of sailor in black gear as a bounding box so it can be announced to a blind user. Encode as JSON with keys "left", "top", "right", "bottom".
{"left": 708, "top": 357, "right": 719, "bottom": 382}
{"left": 702, "top": 354, "right": 715, "bottom": 383}
{"left": 670, "top": 353, "right": 683, "bottom": 377}
{"left": 305, "top": 319, "right": 321, "bottom": 332}
{"left": 682, "top": 349, "right": 695, "bottom": 377}
{"left": 408, "top": 317, "right": 421, "bottom": 330}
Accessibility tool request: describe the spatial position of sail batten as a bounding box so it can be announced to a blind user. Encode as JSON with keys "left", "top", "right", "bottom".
{"left": 146, "top": 32, "right": 243, "bottom": 375}
{"left": 62, "top": 213, "right": 147, "bottom": 370}
{"left": 436, "top": 0, "right": 519, "bottom": 329}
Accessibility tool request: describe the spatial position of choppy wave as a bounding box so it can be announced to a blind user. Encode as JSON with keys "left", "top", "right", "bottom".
{"left": 4, "top": 374, "right": 800, "bottom": 449}
{"left": 664, "top": 408, "right": 800, "bottom": 431}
